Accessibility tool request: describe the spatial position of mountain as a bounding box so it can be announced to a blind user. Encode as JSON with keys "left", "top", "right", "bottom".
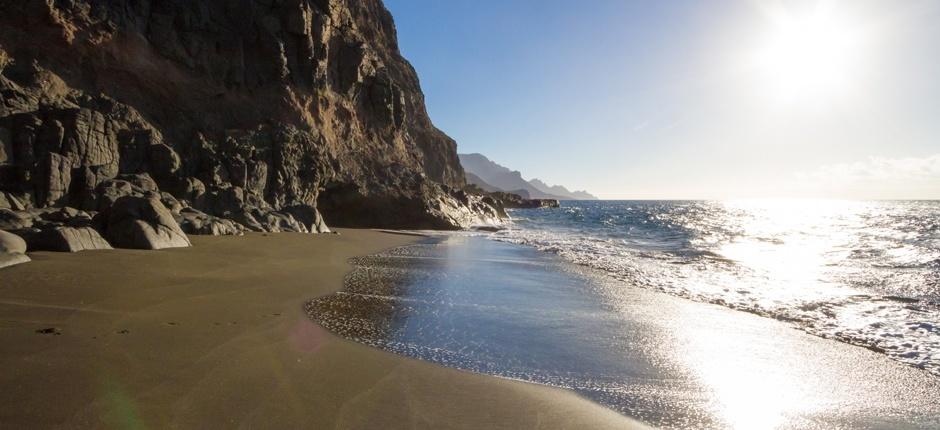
{"left": 459, "top": 153, "right": 595, "bottom": 200}
{"left": 528, "top": 179, "right": 598, "bottom": 200}
{"left": 0, "top": 0, "right": 503, "bottom": 245}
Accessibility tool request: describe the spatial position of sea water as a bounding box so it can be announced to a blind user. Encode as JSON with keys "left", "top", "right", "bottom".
{"left": 493, "top": 200, "right": 940, "bottom": 377}
{"left": 307, "top": 200, "right": 940, "bottom": 428}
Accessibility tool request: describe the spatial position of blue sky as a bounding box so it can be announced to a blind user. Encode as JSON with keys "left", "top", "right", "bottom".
{"left": 384, "top": 0, "right": 940, "bottom": 199}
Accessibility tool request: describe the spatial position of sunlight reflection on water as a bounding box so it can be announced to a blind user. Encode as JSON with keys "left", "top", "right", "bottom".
{"left": 493, "top": 199, "right": 940, "bottom": 377}
{"left": 308, "top": 236, "right": 940, "bottom": 429}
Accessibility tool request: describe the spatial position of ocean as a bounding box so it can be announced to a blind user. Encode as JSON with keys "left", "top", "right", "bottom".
{"left": 307, "top": 200, "right": 940, "bottom": 428}
{"left": 494, "top": 200, "right": 940, "bottom": 377}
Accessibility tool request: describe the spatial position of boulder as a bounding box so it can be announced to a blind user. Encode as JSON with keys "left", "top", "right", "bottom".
{"left": 0, "top": 229, "right": 30, "bottom": 269}
{"left": 105, "top": 196, "right": 191, "bottom": 250}
{"left": 94, "top": 177, "right": 154, "bottom": 211}
{"left": 0, "top": 192, "right": 27, "bottom": 211}
{"left": 177, "top": 208, "right": 244, "bottom": 236}
{"left": 282, "top": 204, "right": 331, "bottom": 234}
{"left": 227, "top": 207, "right": 310, "bottom": 233}
{"left": 22, "top": 226, "right": 112, "bottom": 252}
{"left": 0, "top": 252, "right": 30, "bottom": 269}
{"left": 0, "top": 229, "right": 27, "bottom": 254}
{"left": 0, "top": 209, "right": 34, "bottom": 230}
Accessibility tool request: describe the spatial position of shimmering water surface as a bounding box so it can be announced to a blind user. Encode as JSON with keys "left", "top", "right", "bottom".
{"left": 492, "top": 200, "right": 940, "bottom": 377}
{"left": 308, "top": 235, "right": 940, "bottom": 429}
{"left": 308, "top": 200, "right": 940, "bottom": 428}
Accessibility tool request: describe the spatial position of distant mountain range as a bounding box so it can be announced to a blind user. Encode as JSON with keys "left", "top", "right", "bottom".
{"left": 459, "top": 153, "right": 597, "bottom": 200}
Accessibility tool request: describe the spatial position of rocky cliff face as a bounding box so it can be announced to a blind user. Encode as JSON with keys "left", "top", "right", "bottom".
{"left": 0, "top": 0, "right": 500, "bottom": 241}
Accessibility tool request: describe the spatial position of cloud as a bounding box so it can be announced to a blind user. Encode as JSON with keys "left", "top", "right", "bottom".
{"left": 792, "top": 154, "right": 940, "bottom": 199}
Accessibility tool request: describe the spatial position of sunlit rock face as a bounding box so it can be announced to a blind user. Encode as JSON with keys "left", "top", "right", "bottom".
{"left": 0, "top": 0, "right": 493, "bottom": 231}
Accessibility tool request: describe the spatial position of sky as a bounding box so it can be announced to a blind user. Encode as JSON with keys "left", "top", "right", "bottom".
{"left": 383, "top": 0, "right": 940, "bottom": 199}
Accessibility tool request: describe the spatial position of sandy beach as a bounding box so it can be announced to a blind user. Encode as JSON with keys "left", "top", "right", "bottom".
{"left": 0, "top": 230, "right": 644, "bottom": 429}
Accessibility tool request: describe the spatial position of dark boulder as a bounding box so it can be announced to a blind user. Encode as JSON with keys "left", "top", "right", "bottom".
{"left": 282, "top": 204, "right": 331, "bottom": 234}
{"left": 20, "top": 226, "right": 112, "bottom": 252}
{"left": 177, "top": 208, "right": 244, "bottom": 236}
{"left": 0, "top": 209, "right": 33, "bottom": 230}
{"left": 104, "top": 196, "right": 191, "bottom": 250}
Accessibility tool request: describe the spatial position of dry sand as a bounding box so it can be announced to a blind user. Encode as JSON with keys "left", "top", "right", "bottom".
{"left": 0, "top": 230, "right": 645, "bottom": 429}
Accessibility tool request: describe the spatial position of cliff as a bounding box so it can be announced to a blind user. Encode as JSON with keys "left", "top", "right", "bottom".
{"left": 0, "top": 0, "right": 502, "bottom": 248}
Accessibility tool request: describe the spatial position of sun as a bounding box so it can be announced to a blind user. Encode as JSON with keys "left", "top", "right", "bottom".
{"left": 753, "top": 3, "right": 864, "bottom": 106}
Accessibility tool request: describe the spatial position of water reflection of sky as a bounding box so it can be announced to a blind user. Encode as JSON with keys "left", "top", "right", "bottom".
{"left": 308, "top": 236, "right": 940, "bottom": 429}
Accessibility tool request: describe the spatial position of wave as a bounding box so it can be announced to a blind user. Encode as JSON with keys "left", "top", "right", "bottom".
{"left": 487, "top": 200, "right": 940, "bottom": 377}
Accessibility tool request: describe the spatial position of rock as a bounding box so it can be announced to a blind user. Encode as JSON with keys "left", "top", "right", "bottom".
{"left": 0, "top": 229, "right": 30, "bottom": 269}
{"left": 0, "top": 209, "right": 34, "bottom": 230}
{"left": 234, "top": 208, "right": 307, "bottom": 233}
{"left": 0, "top": 0, "right": 506, "bottom": 232}
{"left": 0, "top": 229, "right": 27, "bottom": 254}
{"left": 21, "top": 226, "right": 112, "bottom": 252}
{"left": 105, "top": 196, "right": 191, "bottom": 250}
{"left": 0, "top": 191, "right": 27, "bottom": 210}
{"left": 94, "top": 178, "right": 154, "bottom": 211}
{"left": 0, "top": 126, "right": 11, "bottom": 164}
{"left": 486, "top": 191, "right": 560, "bottom": 209}
{"left": 34, "top": 152, "right": 71, "bottom": 207}
{"left": 176, "top": 177, "right": 206, "bottom": 206}
{"left": 282, "top": 204, "right": 331, "bottom": 234}
{"left": 177, "top": 208, "right": 244, "bottom": 236}
{"left": 160, "top": 192, "right": 184, "bottom": 215}
{"left": 147, "top": 143, "right": 181, "bottom": 180}
{"left": 473, "top": 225, "right": 503, "bottom": 232}
{"left": 0, "top": 252, "right": 30, "bottom": 269}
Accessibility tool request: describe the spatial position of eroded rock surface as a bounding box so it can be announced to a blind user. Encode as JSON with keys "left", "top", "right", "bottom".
{"left": 0, "top": 228, "right": 29, "bottom": 268}
{"left": 104, "top": 196, "right": 191, "bottom": 250}
{"left": 0, "top": 0, "right": 502, "bottom": 239}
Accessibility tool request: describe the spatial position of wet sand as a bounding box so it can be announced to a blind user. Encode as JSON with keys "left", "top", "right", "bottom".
{"left": 0, "top": 230, "right": 645, "bottom": 429}
{"left": 309, "top": 235, "right": 940, "bottom": 429}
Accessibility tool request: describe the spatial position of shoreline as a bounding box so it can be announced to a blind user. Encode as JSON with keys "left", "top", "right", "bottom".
{"left": 308, "top": 233, "right": 940, "bottom": 428}
{"left": 0, "top": 230, "right": 644, "bottom": 429}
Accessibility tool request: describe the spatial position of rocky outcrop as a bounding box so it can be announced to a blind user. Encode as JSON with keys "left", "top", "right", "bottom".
{"left": 0, "top": 0, "right": 501, "bottom": 244}
{"left": 177, "top": 208, "right": 244, "bottom": 236}
{"left": 463, "top": 188, "right": 560, "bottom": 211}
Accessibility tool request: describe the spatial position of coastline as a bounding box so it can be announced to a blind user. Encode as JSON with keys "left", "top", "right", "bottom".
{"left": 308, "top": 234, "right": 940, "bottom": 429}
{"left": 0, "top": 230, "right": 644, "bottom": 429}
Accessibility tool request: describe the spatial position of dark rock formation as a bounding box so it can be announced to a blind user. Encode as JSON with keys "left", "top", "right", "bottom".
{"left": 0, "top": 0, "right": 500, "bottom": 254}
{"left": 462, "top": 187, "right": 560, "bottom": 211}
{"left": 177, "top": 208, "right": 244, "bottom": 236}
{"left": 488, "top": 192, "right": 560, "bottom": 209}
{"left": 20, "top": 226, "right": 112, "bottom": 252}
{"left": 104, "top": 196, "right": 191, "bottom": 250}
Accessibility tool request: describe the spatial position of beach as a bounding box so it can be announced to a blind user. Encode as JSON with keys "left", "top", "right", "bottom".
{"left": 310, "top": 234, "right": 940, "bottom": 429}
{"left": 0, "top": 230, "right": 644, "bottom": 429}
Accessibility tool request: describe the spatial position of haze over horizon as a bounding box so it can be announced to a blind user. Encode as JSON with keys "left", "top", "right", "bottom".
{"left": 385, "top": 0, "right": 940, "bottom": 200}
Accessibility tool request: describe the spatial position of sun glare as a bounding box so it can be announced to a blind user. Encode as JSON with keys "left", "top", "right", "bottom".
{"left": 753, "top": 3, "right": 864, "bottom": 106}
